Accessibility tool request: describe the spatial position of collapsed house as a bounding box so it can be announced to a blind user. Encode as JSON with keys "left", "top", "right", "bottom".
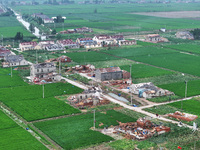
{"left": 167, "top": 111, "right": 198, "bottom": 122}
{"left": 68, "top": 86, "right": 109, "bottom": 109}
{"left": 145, "top": 34, "right": 168, "bottom": 43}
{"left": 175, "top": 31, "right": 194, "bottom": 40}
{"left": 45, "top": 55, "right": 71, "bottom": 63}
{"left": 2, "top": 55, "right": 29, "bottom": 68}
{"left": 72, "top": 64, "right": 95, "bottom": 73}
{"left": 30, "top": 62, "right": 60, "bottom": 83}
{"left": 130, "top": 82, "right": 174, "bottom": 99}
{"left": 113, "top": 117, "right": 170, "bottom": 140}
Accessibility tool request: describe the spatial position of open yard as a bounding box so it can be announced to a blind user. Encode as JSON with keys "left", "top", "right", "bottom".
{"left": 34, "top": 110, "right": 136, "bottom": 149}
{"left": 0, "top": 110, "right": 47, "bottom": 150}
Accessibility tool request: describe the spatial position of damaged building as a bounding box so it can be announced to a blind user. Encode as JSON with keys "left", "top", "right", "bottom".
{"left": 30, "top": 62, "right": 60, "bottom": 83}
{"left": 130, "top": 82, "right": 174, "bottom": 99}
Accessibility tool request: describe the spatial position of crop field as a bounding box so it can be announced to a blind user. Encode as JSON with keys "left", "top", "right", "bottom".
{"left": 144, "top": 98, "right": 200, "bottom": 126}
{"left": 62, "top": 51, "right": 120, "bottom": 63}
{"left": 13, "top": 3, "right": 200, "bottom": 34}
{"left": 0, "top": 68, "right": 27, "bottom": 88}
{"left": 0, "top": 82, "right": 83, "bottom": 121}
{"left": 158, "top": 80, "right": 200, "bottom": 97}
{"left": 5, "top": 97, "right": 81, "bottom": 121}
{"left": 0, "top": 17, "right": 32, "bottom": 38}
{"left": 102, "top": 46, "right": 200, "bottom": 77}
{"left": 0, "top": 110, "right": 47, "bottom": 150}
{"left": 164, "top": 43, "right": 200, "bottom": 54}
{"left": 34, "top": 110, "right": 136, "bottom": 149}
{"left": 120, "top": 64, "right": 173, "bottom": 79}
{"left": 103, "top": 46, "right": 178, "bottom": 58}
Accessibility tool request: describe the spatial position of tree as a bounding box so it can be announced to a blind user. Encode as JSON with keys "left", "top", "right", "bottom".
{"left": 54, "top": 15, "right": 64, "bottom": 23}
{"left": 29, "top": 23, "right": 35, "bottom": 33}
{"left": 14, "top": 32, "right": 23, "bottom": 40}
{"left": 51, "top": 29, "right": 57, "bottom": 35}
{"left": 94, "top": 9, "right": 97, "bottom": 14}
{"left": 191, "top": 28, "right": 200, "bottom": 40}
{"left": 56, "top": 34, "right": 62, "bottom": 40}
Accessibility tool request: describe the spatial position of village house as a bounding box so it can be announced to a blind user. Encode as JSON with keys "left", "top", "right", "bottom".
{"left": 19, "top": 42, "right": 37, "bottom": 51}
{"left": 76, "top": 38, "right": 101, "bottom": 48}
{"left": 130, "top": 82, "right": 174, "bottom": 99}
{"left": 45, "top": 55, "right": 71, "bottom": 63}
{"left": 32, "top": 13, "right": 54, "bottom": 23}
{"left": 95, "top": 67, "right": 123, "bottom": 81}
{"left": 30, "top": 62, "right": 59, "bottom": 82}
{"left": 35, "top": 41, "right": 55, "bottom": 50}
{"left": 145, "top": 34, "right": 168, "bottom": 43}
{"left": 0, "top": 49, "right": 11, "bottom": 60}
{"left": 118, "top": 40, "right": 137, "bottom": 46}
{"left": 2, "top": 55, "right": 28, "bottom": 68}
{"left": 93, "top": 35, "right": 116, "bottom": 45}
{"left": 57, "top": 39, "right": 80, "bottom": 49}
{"left": 75, "top": 27, "right": 93, "bottom": 33}
{"left": 111, "top": 35, "right": 124, "bottom": 41}
{"left": 175, "top": 31, "right": 194, "bottom": 40}
{"left": 45, "top": 44, "right": 64, "bottom": 51}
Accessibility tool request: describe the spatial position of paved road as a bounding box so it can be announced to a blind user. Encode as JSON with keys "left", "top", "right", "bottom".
{"left": 61, "top": 77, "right": 194, "bottom": 129}
{"left": 60, "top": 76, "right": 88, "bottom": 90}
{"left": 11, "top": 8, "right": 40, "bottom": 38}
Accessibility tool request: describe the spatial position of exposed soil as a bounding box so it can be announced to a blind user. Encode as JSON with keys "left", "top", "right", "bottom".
{"left": 131, "top": 11, "right": 200, "bottom": 18}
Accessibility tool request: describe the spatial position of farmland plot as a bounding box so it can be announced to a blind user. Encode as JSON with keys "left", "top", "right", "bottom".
{"left": 34, "top": 110, "right": 136, "bottom": 149}
{"left": 164, "top": 44, "right": 200, "bottom": 54}
{"left": 0, "top": 68, "right": 27, "bottom": 88}
{"left": 158, "top": 80, "right": 200, "bottom": 97}
{"left": 120, "top": 64, "right": 173, "bottom": 79}
{"left": 0, "top": 110, "right": 47, "bottom": 150}
{"left": 0, "top": 82, "right": 83, "bottom": 121}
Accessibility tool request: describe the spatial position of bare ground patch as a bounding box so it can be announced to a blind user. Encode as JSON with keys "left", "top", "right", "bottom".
{"left": 131, "top": 11, "right": 200, "bottom": 18}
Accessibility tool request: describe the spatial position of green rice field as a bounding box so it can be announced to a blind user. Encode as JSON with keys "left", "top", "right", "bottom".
{"left": 120, "top": 64, "right": 173, "bottom": 79}
{"left": 0, "top": 110, "right": 47, "bottom": 150}
{"left": 34, "top": 110, "right": 136, "bottom": 149}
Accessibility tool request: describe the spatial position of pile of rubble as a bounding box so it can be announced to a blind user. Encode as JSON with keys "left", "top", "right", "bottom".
{"left": 102, "top": 79, "right": 132, "bottom": 89}
{"left": 68, "top": 86, "right": 110, "bottom": 109}
{"left": 167, "top": 111, "right": 198, "bottom": 122}
{"left": 113, "top": 117, "right": 170, "bottom": 140}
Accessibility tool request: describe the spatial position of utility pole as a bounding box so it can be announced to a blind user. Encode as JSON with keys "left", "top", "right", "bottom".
{"left": 59, "top": 59, "right": 61, "bottom": 75}
{"left": 11, "top": 66, "right": 12, "bottom": 78}
{"left": 62, "top": 23, "right": 64, "bottom": 31}
{"left": 43, "top": 83, "right": 44, "bottom": 98}
{"left": 1, "top": 34, "right": 3, "bottom": 46}
{"left": 93, "top": 110, "right": 96, "bottom": 130}
{"left": 36, "top": 49, "right": 38, "bottom": 63}
{"left": 182, "top": 81, "right": 187, "bottom": 111}
{"left": 13, "top": 40, "right": 14, "bottom": 48}
{"left": 131, "top": 93, "right": 132, "bottom": 105}
{"left": 130, "top": 64, "right": 132, "bottom": 80}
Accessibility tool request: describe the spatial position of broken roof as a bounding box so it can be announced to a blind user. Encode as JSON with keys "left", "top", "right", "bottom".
{"left": 33, "top": 62, "right": 55, "bottom": 69}
{"left": 5, "top": 55, "right": 25, "bottom": 63}
{"left": 97, "top": 67, "right": 122, "bottom": 73}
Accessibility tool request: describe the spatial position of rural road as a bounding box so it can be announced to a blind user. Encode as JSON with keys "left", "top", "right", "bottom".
{"left": 11, "top": 8, "right": 41, "bottom": 38}
{"left": 62, "top": 76, "right": 194, "bottom": 129}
